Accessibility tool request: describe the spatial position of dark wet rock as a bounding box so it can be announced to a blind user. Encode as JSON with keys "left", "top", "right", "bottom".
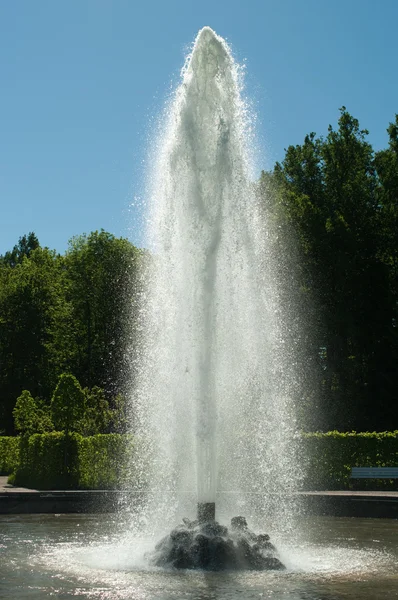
{"left": 146, "top": 515, "right": 285, "bottom": 571}
{"left": 230, "top": 516, "right": 248, "bottom": 531}
{"left": 255, "top": 534, "right": 276, "bottom": 552}
{"left": 182, "top": 517, "right": 198, "bottom": 529}
{"left": 172, "top": 546, "right": 192, "bottom": 569}
{"left": 170, "top": 528, "right": 193, "bottom": 546}
{"left": 211, "top": 536, "right": 237, "bottom": 570}
{"left": 154, "top": 534, "right": 169, "bottom": 552}
{"left": 190, "top": 533, "right": 210, "bottom": 568}
{"left": 200, "top": 521, "right": 228, "bottom": 538}
{"left": 236, "top": 535, "right": 251, "bottom": 557}
{"left": 262, "top": 556, "right": 285, "bottom": 570}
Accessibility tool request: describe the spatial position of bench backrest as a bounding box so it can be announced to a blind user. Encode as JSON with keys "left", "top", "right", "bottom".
{"left": 351, "top": 467, "right": 398, "bottom": 479}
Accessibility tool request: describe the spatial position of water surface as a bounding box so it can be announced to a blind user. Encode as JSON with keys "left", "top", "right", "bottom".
{"left": 1, "top": 514, "right": 397, "bottom": 599}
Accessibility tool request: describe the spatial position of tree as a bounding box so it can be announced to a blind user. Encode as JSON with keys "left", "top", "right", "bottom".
{"left": 51, "top": 374, "right": 85, "bottom": 433}
{"left": 0, "top": 231, "right": 141, "bottom": 434}
{"left": 269, "top": 108, "right": 398, "bottom": 431}
{"left": 13, "top": 390, "right": 53, "bottom": 435}
{"left": 1, "top": 232, "right": 40, "bottom": 268}
{"left": 109, "top": 393, "right": 129, "bottom": 434}
{"left": 13, "top": 391, "right": 39, "bottom": 436}
{"left": 64, "top": 230, "right": 142, "bottom": 395}
{"left": 0, "top": 245, "right": 72, "bottom": 433}
{"left": 77, "top": 386, "right": 112, "bottom": 436}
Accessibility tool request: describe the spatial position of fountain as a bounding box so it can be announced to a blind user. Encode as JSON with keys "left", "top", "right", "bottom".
{"left": 148, "top": 515, "right": 285, "bottom": 571}
{"left": 1, "top": 25, "right": 398, "bottom": 600}
{"left": 131, "top": 26, "right": 301, "bottom": 570}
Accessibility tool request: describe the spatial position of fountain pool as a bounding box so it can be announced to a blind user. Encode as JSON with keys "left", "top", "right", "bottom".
{"left": 1, "top": 514, "right": 398, "bottom": 599}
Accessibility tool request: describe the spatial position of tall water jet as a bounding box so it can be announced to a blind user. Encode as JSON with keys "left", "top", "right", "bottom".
{"left": 131, "top": 26, "right": 302, "bottom": 563}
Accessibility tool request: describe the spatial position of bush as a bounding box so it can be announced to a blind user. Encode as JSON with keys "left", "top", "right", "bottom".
{"left": 13, "top": 391, "right": 38, "bottom": 435}
{"left": 12, "top": 432, "right": 134, "bottom": 490}
{"left": 300, "top": 431, "right": 398, "bottom": 490}
{"left": 78, "top": 434, "right": 134, "bottom": 489}
{"left": 9, "top": 430, "right": 398, "bottom": 491}
{"left": 13, "top": 432, "right": 80, "bottom": 489}
{"left": 51, "top": 374, "right": 85, "bottom": 433}
{"left": 77, "top": 387, "right": 112, "bottom": 436}
{"left": 0, "top": 437, "right": 20, "bottom": 475}
{"left": 13, "top": 391, "right": 53, "bottom": 435}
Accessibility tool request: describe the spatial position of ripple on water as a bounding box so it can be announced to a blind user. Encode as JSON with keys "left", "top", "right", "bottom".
{"left": 2, "top": 515, "right": 398, "bottom": 599}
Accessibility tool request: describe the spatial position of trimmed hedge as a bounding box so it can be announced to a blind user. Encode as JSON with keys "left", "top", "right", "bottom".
{"left": 14, "top": 432, "right": 80, "bottom": 489}
{"left": 301, "top": 431, "right": 398, "bottom": 490}
{"left": 78, "top": 434, "right": 134, "bottom": 489}
{"left": 4, "top": 431, "right": 398, "bottom": 490}
{"left": 12, "top": 433, "right": 135, "bottom": 490}
{"left": 0, "top": 437, "right": 20, "bottom": 475}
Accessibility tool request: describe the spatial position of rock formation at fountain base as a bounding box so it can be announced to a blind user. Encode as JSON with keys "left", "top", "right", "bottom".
{"left": 147, "top": 516, "right": 285, "bottom": 571}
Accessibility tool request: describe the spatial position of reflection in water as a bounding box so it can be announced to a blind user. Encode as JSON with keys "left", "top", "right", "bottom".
{"left": 1, "top": 515, "right": 398, "bottom": 599}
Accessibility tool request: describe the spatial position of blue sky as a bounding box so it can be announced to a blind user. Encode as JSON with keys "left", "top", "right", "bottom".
{"left": 1, "top": 0, "right": 397, "bottom": 254}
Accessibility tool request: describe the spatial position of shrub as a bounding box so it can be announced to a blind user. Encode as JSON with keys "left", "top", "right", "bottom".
{"left": 51, "top": 374, "right": 85, "bottom": 433}
{"left": 0, "top": 437, "right": 20, "bottom": 475}
{"left": 78, "top": 434, "right": 134, "bottom": 489}
{"left": 13, "top": 391, "right": 53, "bottom": 435}
{"left": 77, "top": 387, "right": 112, "bottom": 436}
{"left": 109, "top": 394, "right": 128, "bottom": 433}
{"left": 12, "top": 432, "right": 134, "bottom": 490}
{"left": 13, "top": 391, "right": 38, "bottom": 435}
{"left": 300, "top": 431, "right": 398, "bottom": 490}
{"left": 9, "top": 430, "right": 398, "bottom": 491}
{"left": 13, "top": 432, "right": 80, "bottom": 489}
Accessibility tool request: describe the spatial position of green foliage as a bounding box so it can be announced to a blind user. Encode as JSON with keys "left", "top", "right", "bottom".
{"left": 13, "top": 391, "right": 39, "bottom": 436}
{"left": 64, "top": 230, "right": 142, "bottom": 393}
{"left": 1, "top": 111, "right": 398, "bottom": 436}
{"left": 77, "top": 386, "right": 112, "bottom": 436}
{"left": 7, "top": 430, "right": 398, "bottom": 491}
{"left": 0, "top": 230, "right": 141, "bottom": 435}
{"left": 51, "top": 374, "right": 85, "bottom": 433}
{"left": 12, "top": 432, "right": 133, "bottom": 490}
{"left": 268, "top": 108, "right": 398, "bottom": 431}
{"left": 0, "top": 243, "right": 74, "bottom": 433}
{"left": 14, "top": 432, "right": 80, "bottom": 489}
{"left": 301, "top": 431, "right": 398, "bottom": 490}
{"left": 0, "top": 437, "right": 20, "bottom": 475}
{"left": 34, "top": 398, "right": 54, "bottom": 432}
{"left": 13, "top": 390, "right": 53, "bottom": 435}
{"left": 11, "top": 378, "right": 122, "bottom": 438}
{"left": 109, "top": 394, "right": 129, "bottom": 434}
{"left": 0, "top": 232, "right": 40, "bottom": 268}
{"left": 78, "top": 434, "right": 134, "bottom": 489}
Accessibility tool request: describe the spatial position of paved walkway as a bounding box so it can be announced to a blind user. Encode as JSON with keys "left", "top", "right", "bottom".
{"left": 1, "top": 475, "right": 398, "bottom": 497}
{"left": 297, "top": 489, "right": 398, "bottom": 498}
{"left": 0, "top": 476, "right": 37, "bottom": 493}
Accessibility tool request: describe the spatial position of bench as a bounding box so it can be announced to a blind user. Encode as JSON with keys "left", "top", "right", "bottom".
{"left": 351, "top": 467, "right": 398, "bottom": 479}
